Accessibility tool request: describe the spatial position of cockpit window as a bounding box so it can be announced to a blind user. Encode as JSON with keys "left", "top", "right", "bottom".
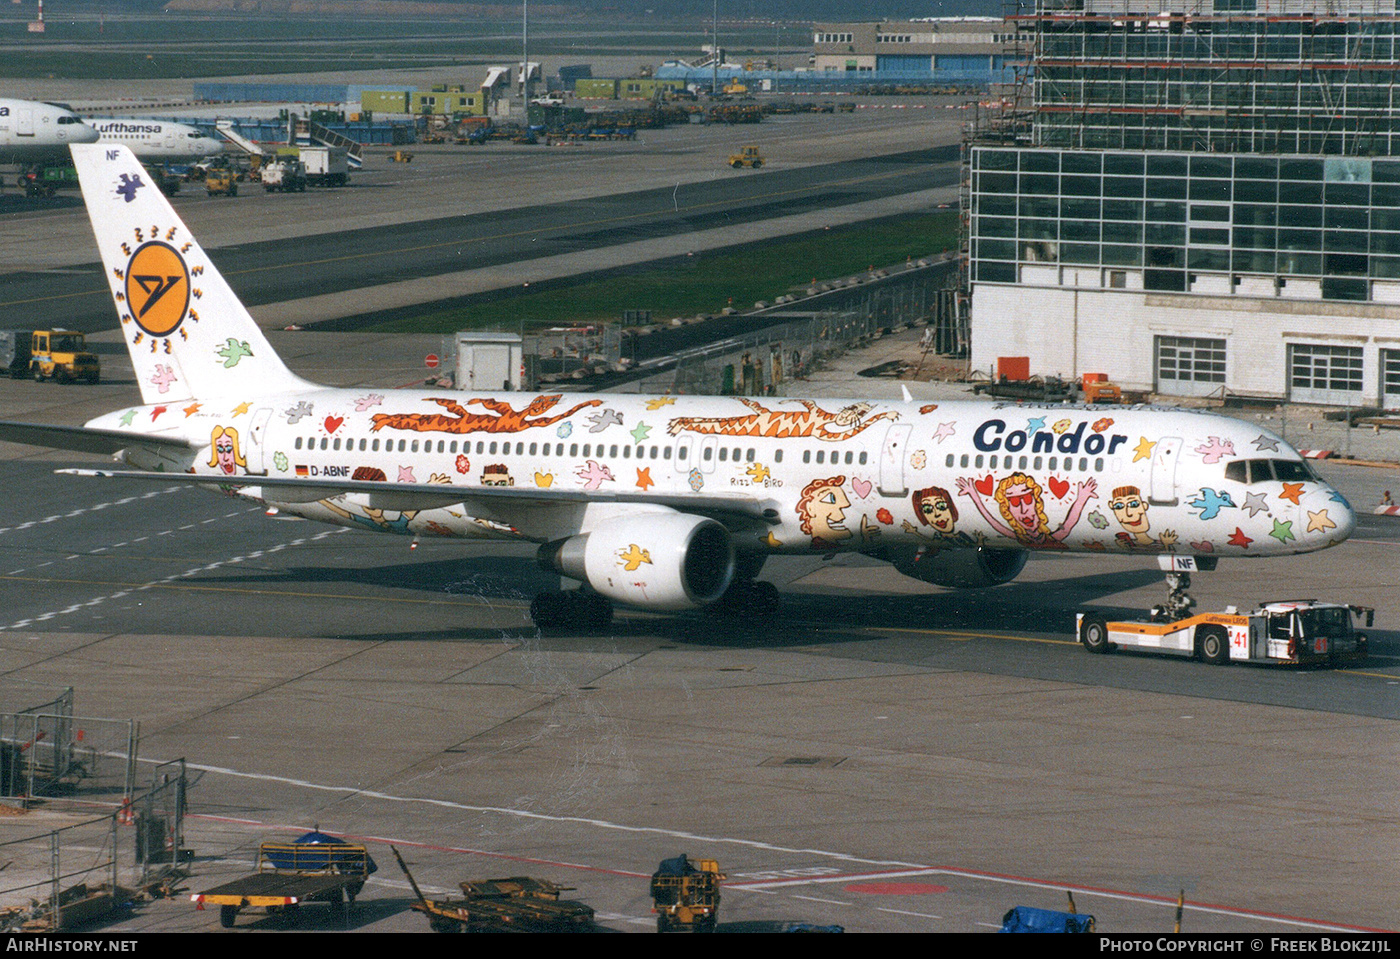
{"left": 1225, "top": 458, "right": 1316, "bottom": 484}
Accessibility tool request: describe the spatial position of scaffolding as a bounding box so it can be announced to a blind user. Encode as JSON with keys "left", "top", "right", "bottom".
{"left": 1009, "top": 0, "right": 1400, "bottom": 156}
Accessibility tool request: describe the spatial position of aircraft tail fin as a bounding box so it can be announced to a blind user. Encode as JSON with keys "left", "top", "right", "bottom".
{"left": 70, "top": 144, "right": 311, "bottom": 405}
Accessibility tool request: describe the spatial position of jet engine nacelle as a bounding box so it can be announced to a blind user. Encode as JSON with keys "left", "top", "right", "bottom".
{"left": 889, "top": 545, "right": 1028, "bottom": 589}
{"left": 539, "top": 512, "right": 735, "bottom": 610}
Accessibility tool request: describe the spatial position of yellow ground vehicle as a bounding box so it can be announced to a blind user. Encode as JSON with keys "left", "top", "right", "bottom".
{"left": 728, "top": 145, "right": 764, "bottom": 169}
{"left": 206, "top": 169, "right": 238, "bottom": 196}
{"left": 651, "top": 855, "right": 723, "bottom": 932}
{"left": 30, "top": 329, "right": 99, "bottom": 384}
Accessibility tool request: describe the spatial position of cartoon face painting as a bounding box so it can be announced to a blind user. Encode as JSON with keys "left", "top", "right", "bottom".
{"left": 1108, "top": 484, "right": 1178, "bottom": 550}
{"left": 957, "top": 471, "right": 1098, "bottom": 550}
{"left": 481, "top": 464, "right": 514, "bottom": 486}
{"left": 797, "top": 475, "right": 851, "bottom": 547}
{"left": 912, "top": 486, "right": 957, "bottom": 534}
{"left": 207, "top": 425, "right": 247, "bottom": 475}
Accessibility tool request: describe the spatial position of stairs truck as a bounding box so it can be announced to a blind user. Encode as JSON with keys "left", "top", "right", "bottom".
{"left": 1078, "top": 600, "right": 1372, "bottom": 666}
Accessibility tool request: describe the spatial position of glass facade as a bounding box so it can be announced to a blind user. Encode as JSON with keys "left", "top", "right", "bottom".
{"left": 1016, "top": 0, "right": 1400, "bottom": 155}
{"left": 970, "top": 147, "right": 1400, "bottom": 296}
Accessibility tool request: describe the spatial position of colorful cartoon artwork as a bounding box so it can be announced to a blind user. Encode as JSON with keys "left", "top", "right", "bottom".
{"left": 183, "top": 403, "right": 201, "bottom": 417}
{"left": 618, "top": 544, "right": 652, "bottom": 571}
{"left": 1195, "top": 436, "right": 1235, "bottom": 464}
{"left": 150, "top": 364, "right": 177, "bottom": 394}
{"left": 207, "top": 425, "right": 247, "bottom": 475}
{"left": 667, "top": 398, "right": 898, "bottom": 442}
{"left": 355, "top": 393, "right": 384, "bottom": 411}
{"left": 371, "top": 395, "right": 603, "bottom": 435}
{"left": 630, "top": 421, "right": 652, "bottom": 443}
{"left": 398, "top": 466, "right": 417, "bottom": 483}
{"left": 635, "top": 467, "right": 654, "bottom": 491}
{"left": 1107, "top": 485, "right": 1177, "bottom": 550}
{"left": 932, "top": 422, "right": 956, "bottom": 443}
{"left": 797, "top": 475, "right": 851, "bottom": 548}
{"left": 534, "top": 472, "right": 554, "bottom": 487}
{"left": 688, "top": 469, "right": 704, "bottom": 492}
{"left": 575, "top": 460, "right": 614, "bottom": 491}
{"left": 1306, "top": 509, "right": 1336, "bottom": 534}
{"left": 587, "top": 408, "right": 622, "bottom": 432}
{"left": 482, "top": 464, "right": 514, "bottom": 486}
{"left": 455, "top": 454, "right": 471, "bottom": 475}
{"left": 1242, "top": 491, "right": 1269, "bottom": 517}
{"left": 645, "top": 397, "right": 676, "bottom": 411}
{"left": 957, "top": 472, "right": 1097, "bottom": 550}
{"left": 902, "top": 485, "right": 983, "bottom": 550}
{"left": 285, "top": 401, "right": 313, "bottom": 424}
{"left": 216, "top": 338, "right": 253, "bottom": 368}
{"left": 1188, "top": 487, "right": 1235, "bottom": 521}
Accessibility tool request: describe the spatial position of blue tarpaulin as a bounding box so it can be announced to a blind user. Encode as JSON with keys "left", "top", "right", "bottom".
{"left": 1000, "top": 905, "right": 1094, "bottom": 933}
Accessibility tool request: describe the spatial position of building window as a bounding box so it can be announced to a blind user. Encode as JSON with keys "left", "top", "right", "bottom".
{"left": 1156, "top": 336, "right": 1226, "bottom": 398}
{"left": 1288, "top": 344, "right": 1364, "bottom": 406}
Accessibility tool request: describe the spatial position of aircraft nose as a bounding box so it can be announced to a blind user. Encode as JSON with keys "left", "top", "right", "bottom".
{"left": 1307, "top": 486, "right": 1355, "bottom": 544}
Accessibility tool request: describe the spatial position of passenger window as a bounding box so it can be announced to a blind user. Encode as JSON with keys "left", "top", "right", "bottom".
{"left": 845, "top": 451, "right": 853, "bottom": 465}
{"left": 609, "top": 445, "right": 618, "bottom": 458}
{"left": 570, "top": 444, "right": 578, "bottom": 456}
{"left": 803, "top": 450, "right": 811, "bottom": 464}
{"left": 746, "top": 448, "right": 755, "bottom": 462}
{"left": 529, "top": 443, "right": 537, "bottom": 455}
{"left": 960, "top": 454, "right": 969, "bottom": 468}
{"left": 372, "top": 439, "right": 380, "bottom": 452}
{"left": 321, "top": 438, "right": 329, "bottom": 450}
{"left": 398, "top": 440, "right": 406, "bottom": 452}
{"left": 946, "top": 454, "right": 954, "bottom": 468}
{"left": 703, "top": 446, "right": 712, "bottom": 460}
{"left": 623, "top": 445, "right": 631, "bottom": 458}
{"left": 333, "top": 438, "right": 341, "bottom": 451}
{"left": 774, "top": 450, "right": 783, "bottom": 463}
{"left": 295, "top": 437, "right": 302, "bottom": 450}
{"left": 859, "top": 452, "right": 867, "bottom": 465}
{"left": 974, "top": 455, "right": 983, "bottom": 468}
{"left": 719, "top": 448, "right": 728, "bottom": 462}
{"left": 816, "top": 450, "right": 825, "bottom": 464}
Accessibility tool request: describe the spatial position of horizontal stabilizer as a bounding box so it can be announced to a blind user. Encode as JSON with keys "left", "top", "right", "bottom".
{"left": 0, "top": 420, "right": 198, "bottom": 456}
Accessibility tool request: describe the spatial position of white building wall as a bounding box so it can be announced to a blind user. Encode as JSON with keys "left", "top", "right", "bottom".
{"left": 970, "top": 282, "right": 1400, "bottom": 403}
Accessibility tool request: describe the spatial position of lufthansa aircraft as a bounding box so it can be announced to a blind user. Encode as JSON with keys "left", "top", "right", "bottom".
{"left": 0, "top": 145, "right": 1359, "bottom": 629}
{"left": 85, "top": 118, "right": 223, "bottom": 162}
{"left": 0, "top": 98, "right": 98, "bottom": 165}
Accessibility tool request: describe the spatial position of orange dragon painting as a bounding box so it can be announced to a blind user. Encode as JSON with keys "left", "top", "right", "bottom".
{"left": 371, "top": 395, "right": 603, "bottom": 434}
{"left": 666, "top": 398, "right": 898, "bottom": 441}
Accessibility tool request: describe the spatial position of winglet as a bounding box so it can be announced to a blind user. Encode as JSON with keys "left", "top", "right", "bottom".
{"left": 70, "top": 144, "right": 311, "bottom": 404}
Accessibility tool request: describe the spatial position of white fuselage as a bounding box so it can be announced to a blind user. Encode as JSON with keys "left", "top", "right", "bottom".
{"left": 0, "top": 98, "right": 99, "bottom": 164}
{"left": 86, "top": 119, "right": 223, "bottom": 161}
{"left": 86, "top": 391, "right": 1356, "bottom": 560}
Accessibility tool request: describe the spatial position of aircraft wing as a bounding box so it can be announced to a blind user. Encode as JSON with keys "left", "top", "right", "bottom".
{"left": 57, "top": 468, "right": 781, "bottom": 525}
{"left": 0, "top": 421, "right": 201, "bottom": 456}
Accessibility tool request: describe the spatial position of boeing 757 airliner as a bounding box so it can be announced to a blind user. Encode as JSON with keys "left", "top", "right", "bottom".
{"left": 0, "top": 145, "right": 1358, "bottom": 629}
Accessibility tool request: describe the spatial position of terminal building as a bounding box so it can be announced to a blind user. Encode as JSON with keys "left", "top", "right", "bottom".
{"left": 966, "top": 0, "right": 1400, "bottom": 407}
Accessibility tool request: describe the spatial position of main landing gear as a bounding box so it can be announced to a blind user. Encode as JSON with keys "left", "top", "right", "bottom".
{"left": 530, "top": 589, "right": 613, "bottom": 631}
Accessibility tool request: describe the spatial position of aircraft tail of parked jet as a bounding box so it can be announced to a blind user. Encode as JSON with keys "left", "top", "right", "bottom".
{"left": 69, "top": 144, "right": 311, "bottom": 405}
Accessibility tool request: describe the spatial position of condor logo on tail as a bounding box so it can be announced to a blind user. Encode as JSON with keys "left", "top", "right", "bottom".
{"left": 124, "top": 241, "right": 189, "bottom": 337}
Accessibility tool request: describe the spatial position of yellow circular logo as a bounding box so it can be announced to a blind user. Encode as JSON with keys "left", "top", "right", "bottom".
{"left": 124, "top": 241, "right": 189, "bottom": 338}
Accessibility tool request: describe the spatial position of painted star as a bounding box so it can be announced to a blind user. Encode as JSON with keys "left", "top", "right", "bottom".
{"left": 1253, "top": 434, "right": 1281, "bottom": 452}
{"left": 1228, "top": 527, "right": 1254, "bottom": 549}
{"left": 1278, "top": 482, "right": 1305, "bottom": 505}
{"left": 183, "top": 403, "right": 201, "bottom": 417}
{"left": 1026, "top": 416, "right": 1046, "bottom": 435}
{"left": 630, "top": 421, "right": 652, "bottom": 443}
{"left": 1242, "top": 491, "right": 1270, "bottom": 518}
{"left": 617, "top": 544, "right": 652, "bottom": 571}
{"left": 635, "top": 466, "right": 654, "bottom": 491}
{"left": 1307, "top": 509, "right": 1336, "bottom": 534}
{"left": 398, "top": 466, "right": 417, "bottom": 483}
{"left": 118, "top": 409, "right": 137, "bottom": 427}
{"left": 932, "top": 421, "right": 957, "bottom": 443}
{"left": 1133, "top": 437, "right": 1157, "bottom": 463}
{"left": 232, "top": 401, "right": 253, "bottom": 416}
{"left": 1188, "top": 487, "right": 1236, "bottom": 521}
{"left": 150, "top": 406, "right": 168, "bottom": 421}
{"left": 1269, "top": 518, "right": 1296, "bottom": 543}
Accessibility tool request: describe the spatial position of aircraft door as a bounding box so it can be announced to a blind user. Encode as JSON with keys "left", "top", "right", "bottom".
{"left": 1149, "top": 436, "right": 1182, "bottom": 506}
{"left": 16, "top": 106, "right": 33, "bottom": 138}
{"left": 878, "top": 423, "right": 913, "bottom": 496}
{"left": 698, "top": 435, "right": 719, "bottom": 474}
{"left": 243, "top": 408, "right": 274, "bottom": 476}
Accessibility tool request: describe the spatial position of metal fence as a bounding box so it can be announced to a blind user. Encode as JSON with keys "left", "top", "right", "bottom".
{"left": 0, "top": 760, "right": 186, "bottom": 931}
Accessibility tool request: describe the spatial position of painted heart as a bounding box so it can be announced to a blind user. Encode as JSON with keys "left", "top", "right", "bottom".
{"left": 1049, "top": 476, "right": 1070, "bottom": 499}
{"left": 852, "top": 476, "right": 873, "bottom": 499}
{"left": 974, "top": 474, "right": 995, "bottom": 497}
{"left": 534, "top": 472, "right": 554, "bottom": 487}
{"left": 1191, "top": 541, "right": 1214, "bottom": 552}
{"left": 323, "top": 415, "right": 343, "bottom": 433}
